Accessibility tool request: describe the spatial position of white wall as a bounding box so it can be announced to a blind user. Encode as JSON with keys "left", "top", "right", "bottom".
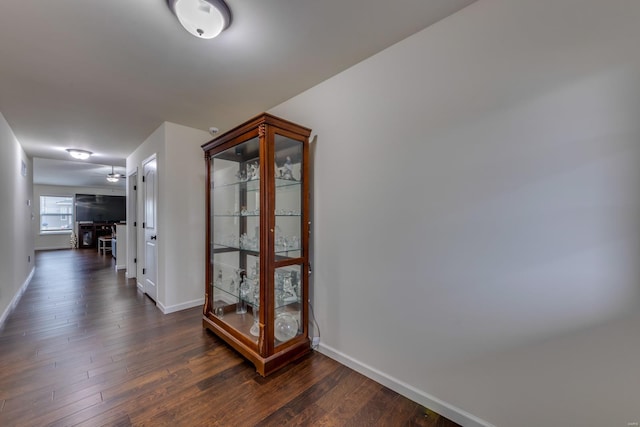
{"left": 127, "top": 122, "right": 209, "bottom": 313}
{"left": 33, "top": 184, "right": 125, "bottom": 250}
{"left": 127, "top": 124, "right": 165, "bottom": 298}
{"left": 163, "top": 122, "right": 210, "bottom": 311}
{"left": 0, "top": 112, "right": 35, "bottom": 326}
{"left": 270, "top": 1, "right": 640, "bottom": 426}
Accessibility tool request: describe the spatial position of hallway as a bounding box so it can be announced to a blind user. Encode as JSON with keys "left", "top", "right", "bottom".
{"left": 0, "top": 250, "right": 456, "bottom": 426}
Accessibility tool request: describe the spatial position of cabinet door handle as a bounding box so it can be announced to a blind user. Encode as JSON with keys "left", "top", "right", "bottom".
{"left": 151, "top": 235, "right": 157, "bottom": 240}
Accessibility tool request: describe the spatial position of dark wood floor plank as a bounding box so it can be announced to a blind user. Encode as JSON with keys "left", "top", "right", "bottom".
{"left": 376, "top": 397, "right": 423, "bottom": 426}
{"left": 349, "top": 386, "right": 400, "bottom": 425}
{"left": 208, "top": 358, "right": 334, "bottom": 426}
{"left": 67, "top": 349, "right": 245, "bottom": 426}
{"left": 254, "top": 363, "right": 352, "bottom": 426}
{"left": 311, "top": 375, "right": 384, "bottom": 426}
{"left": 12, "top": 392, "right": 103, "bottom": 427}
{"left": 0, "top": 249, "right": 459, "bottom": 427}
{"left": 62, "top": 368, "right": 196, "bottom": 427}
{"left": 314, "top": 369, "right": 368, "bottom": 412}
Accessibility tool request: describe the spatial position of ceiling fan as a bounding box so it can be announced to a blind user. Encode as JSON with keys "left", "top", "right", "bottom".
{"left": 106, "top": 166, "right": 125, "bottom": 183}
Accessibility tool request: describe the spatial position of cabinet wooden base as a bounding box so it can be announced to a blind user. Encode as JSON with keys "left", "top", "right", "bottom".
{"left": 203, "top": 316, "right": 311, "bottom": 376}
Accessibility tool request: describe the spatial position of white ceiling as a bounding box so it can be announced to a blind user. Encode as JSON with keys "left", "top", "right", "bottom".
{"left": 33, "top": 158, "right": 126, "bottom": 189}
{"left": 0, "top": 0, "right": 475, "bottom": 186}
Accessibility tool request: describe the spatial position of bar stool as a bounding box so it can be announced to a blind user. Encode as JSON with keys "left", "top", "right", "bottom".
{"left": 98, "top": 235, "right": 113, "bottom": 255}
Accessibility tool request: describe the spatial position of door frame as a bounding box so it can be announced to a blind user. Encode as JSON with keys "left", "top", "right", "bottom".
{"left": 141, "top": 154, "right": 158, "bottom": 303}
{"left": 126, "top": 168, "right": 138, "bottom": 279}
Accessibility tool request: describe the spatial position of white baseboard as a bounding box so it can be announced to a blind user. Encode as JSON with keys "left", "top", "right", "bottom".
{"left": 115, "top": 264, "right": 126, "bottom": 271}
{"left": 35, "top": 246, "right": 71, "bottom": 251}
{"left": 158, "top": 298, "right": 204, "bottom": 314}
{"left": 0, "top": 267, "right": 35, "bottom": 328}
{"left": 136, "top": 281, "right": 144, "bottom": 291}
{"left": 317, "top": 343, "right": 494, "bottom": 427}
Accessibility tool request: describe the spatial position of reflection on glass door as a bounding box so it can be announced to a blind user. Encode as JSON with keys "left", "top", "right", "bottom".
{"left": 210, "top": 136, "right": 261, "bottom": 345}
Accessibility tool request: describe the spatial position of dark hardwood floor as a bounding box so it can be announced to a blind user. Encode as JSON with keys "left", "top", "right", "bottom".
{"left": 0, "top": 250, "right": 459, "bottom": 426}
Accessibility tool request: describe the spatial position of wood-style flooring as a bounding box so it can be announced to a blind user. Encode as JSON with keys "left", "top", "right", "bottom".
{"left": 0, "top": 249, "right": 459, "bottom": 426}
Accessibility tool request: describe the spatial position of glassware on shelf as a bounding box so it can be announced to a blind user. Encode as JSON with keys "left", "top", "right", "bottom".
{"left": 283, "top": 274, "right": 298, "bottom": 303}
{"left": 275, "top": 271, "right": 285, "bottom": 307}
{"left": 253, "top": 282, "right": 260, "bottom": 303}
{"left": 274, "top": 312, "right": 299, "bottom": 342}
{"left": 214, "top": 268, "right": 223, "bottom": 287}
{"left": 249, "top": 305, "right": 260, "bottom": 337}
{"left": 282, "top": 156, "right": 294, "bottom": 180}
{"left": 275, "top": 156, "right": 296, "bottom": 181}
{"left": 235, "top": 167, "right": 248, "bottom": 182}
{"left": 274, "top": 229, "right": 300, "bottom": 253}
{"left": 240, "top": 208, "right": 260, "bottom": 216}
{"left": 250, "top": 261, "right": 259, "bottom": 281}
{"left": 249, "top": 161, "right": 259, "bottom": 180}
{"left": 239, "top": 233, "right": 259, "bottom": 251}
{"left": 290, "top": 271, "right": 299, "bottom": 296}
{"left": 249, "top": 290, "right": 260, "bottom": 337}
{"left": 215, "top": 306, "right": 224, "bottom": 318}
{"left": 275, "top": 208, "right": 300, "bottom": 216}
{"left": 236, "top": 270, "right": 250, "bottom": 314}
{"left": 290, "top": 236, "right": 300, "bottom": 251}
{"left": 229, "top": 275, "right": 236, "bottom": 293}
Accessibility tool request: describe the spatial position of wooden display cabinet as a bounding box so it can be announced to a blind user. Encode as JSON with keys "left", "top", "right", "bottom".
{"left": 202, "top": 113, "right": 312, "bottom": 376}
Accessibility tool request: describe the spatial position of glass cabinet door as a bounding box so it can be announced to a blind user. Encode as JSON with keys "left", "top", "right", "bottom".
{"left": 274, "top": 264, "right": 303, "bottom": 345}
{"left": 274, "top": 136, "right": 303, "bottom": 260}
{"left": 273, "top": 133, "right": 304, "bottom": 347}
{"left": 210, "top": 136, "right": 261, "bottom": 345}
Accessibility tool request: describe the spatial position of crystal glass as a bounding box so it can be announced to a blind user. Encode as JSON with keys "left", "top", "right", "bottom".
{"left": 274, "top": 312, "right": 298, "bottom": 342}
{"left": 274, "top": 265, "right": 302, "bottom": 346}
{"left": 236, "top": 270, "right": 251, "bottom": 314}
{"left": 249, "top": 306, "right": 260, "bottom": 337}
{"left": 274, "top": 134, "right": 303, "bottom": 259}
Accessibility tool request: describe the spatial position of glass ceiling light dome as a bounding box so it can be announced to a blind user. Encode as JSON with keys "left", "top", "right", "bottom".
{"left": 66, "top": 149, "right": 93, "bottom": 160}
{"left": 167, "top": 0, "right": 232, "bottom": 39}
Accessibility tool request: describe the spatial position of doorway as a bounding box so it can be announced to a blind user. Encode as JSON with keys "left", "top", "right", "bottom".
{"left": 142, "top": 155, "right": 158, "bottom": 302}
{"left": 127, "top": 169, "right": 137, "bottom": 279}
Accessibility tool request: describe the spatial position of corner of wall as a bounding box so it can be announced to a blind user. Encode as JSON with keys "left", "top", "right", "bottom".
{"left": 0, "top": 112, "right": 36, "bottom": 324}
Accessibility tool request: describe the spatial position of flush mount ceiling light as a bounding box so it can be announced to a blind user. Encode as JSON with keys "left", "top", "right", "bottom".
{"left": 66, "top": 149, "right": 93, "bottom": 160}
{"left": 106, "top": 166, "right": 123, "bottom": 183}
{"left": 167, "top": 0, "right": 232, "bottom": 39}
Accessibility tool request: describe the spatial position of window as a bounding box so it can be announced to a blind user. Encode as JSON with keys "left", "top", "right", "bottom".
{"left": 40, "top": 195, "right": 73, "bottom": 232}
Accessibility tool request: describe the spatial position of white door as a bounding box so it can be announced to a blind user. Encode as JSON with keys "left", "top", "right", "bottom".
{"left": 142, "top": 156, "right": 158, "bottom": 302}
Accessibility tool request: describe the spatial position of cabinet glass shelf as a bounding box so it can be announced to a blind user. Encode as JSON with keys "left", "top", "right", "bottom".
{"left": 212, "top": 178, "right": 301, "bottom": 191}
{"left": 213, "top": 244, "right": 260, "bottom": 254}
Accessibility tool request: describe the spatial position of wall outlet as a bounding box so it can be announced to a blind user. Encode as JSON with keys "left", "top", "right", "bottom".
{"left": 312, "top": 337, "right": 320, "bottom": 347}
